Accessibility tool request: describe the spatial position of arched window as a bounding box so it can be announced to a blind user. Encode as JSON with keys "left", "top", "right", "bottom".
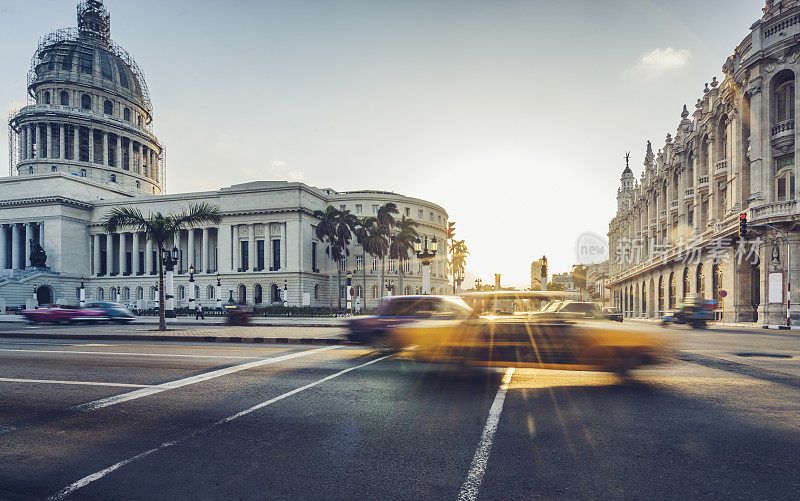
{"left": 372, "top": 285, "right": 378, "bottom": 298}
{"left": 136, "top": 287, "right": 143, "bottom": 300}
{"left": 136, "top": 181, "right": 140, "bottom": 188}
{"left": 774, "top": 72, "right": 795, "bottom": 124}
{"left": 254, "top": 284, "right": 263, "bottom": 304}
{"left": 696, "top": 263, "right": 705, "bottom": 297}
{"left": 137, "top": 116, "right": 143, "bottom": 127}
{"left": 110, "top": 174, "right": 116, "bottom": 183}
{"left": 98, "top": 287, "right": 104, "bottom": 300}
{"left": 123, "top": 107, "right": 131, "bottom": 121}
{"left": 314, "top": 284, "right": 320, "bottom": 299}
{"left": 713, "top": 263, "right": 723, "bottom": 302}
{"left": 270, "top": 284, "right": 280, "bottom": 303}
{"left": 178, "top": 286, "right": 185, "bottom": 300}
{"left": 669, "top": 272, "right": 676, "bottom": 310}
{"left": 658, "top": 276, "right": 664, "bottom": 314}
{"left": 80, "top": 168, "right": 87, "bottom": 177}
{"left": 207, "top": 285, "right": 215, "bottom": 299}
{"left": 238, "top": 284, "right": 247, "bottom": 304}
{"left": 195, "top": 285, "right": 200, "bottom": 301}
{"left": 641, "top": 281, "right": 646, "bottom": 314}
{"left": 775, "top": 158, "right": 795, "bottom": 201}
{"left": 60, "top": 91, "right": 69, "bottom": 106}
{"left": 81, "top": 94, "right": 91, "bottom": 110}
{"left": 28, "top": 166, "right": 34, "bottom": 174}
{"left": 51, "top": 166, "right": 57, "bottom": 172}
{"left": 103, "top": 100, "right": 113, "bottom": 115}
{"left": 150, "top": 286, "right": 158, "bottom": 300}
{"left": 683, "top": 267, "right": 690, "bottom": 299}
{"left": 355, "top": 285, "right": 362, "bottom": 298}
{"left": 43, "top": 91, "right": 50, "bottom": 104}
{"left": 123, "top": 287, "right": 130, "bottom": 301}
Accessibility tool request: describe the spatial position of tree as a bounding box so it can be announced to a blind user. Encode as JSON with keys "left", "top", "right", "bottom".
{"left": 449, "top": 239, "right": 469, "bottom": 294}
{"left": 313, "top": 206, "right": 340, "bottom": 308}
{"left": 389, "top": 216, "right": 419, "bottom": 296}
{"left": 375, "top": 203, "right": 398, "bottom": 297}
{"left": 334, "top": 209, "right": 359, "bottom": 308}
{"left": 101, "top": 203, "right": 222, "bottom": 331}
{"left": 572, "top": 264, "right": 588, "bottom": 294}
{"left": 547, "top": 281, "right": 566, "bottom": 292}
{"left": 354, "top": 216, "right": 383, "bottom": 307}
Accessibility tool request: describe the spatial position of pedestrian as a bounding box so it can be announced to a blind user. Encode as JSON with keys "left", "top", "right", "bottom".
{"left": 195, "top": 304, "right": 205, "bottom": 320}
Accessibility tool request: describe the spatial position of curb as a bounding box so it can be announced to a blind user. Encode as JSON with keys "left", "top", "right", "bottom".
{"left": 0, "top": 332, "right": 349, "bottom": 345}
{"left": 762, "top": 325, "right": 796, "bottom": 330}
{"left": 0, "top": 318, "right": 343, "bottom": 328}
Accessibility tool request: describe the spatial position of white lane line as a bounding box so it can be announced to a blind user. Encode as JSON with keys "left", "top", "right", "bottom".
{"left": 457, "top": 367, "right": 515, "bottom": 501}
{"left": 0, "top": 348, "right": 257, "bottom": 359}
{"left": 49, "top": 352, "right": 393, "bottom": 501}
{"left": 0, "top": 378, "right": 152, "bottom": 388}
{"left": 71, "top": 346, "right": 340, "bottom": 413}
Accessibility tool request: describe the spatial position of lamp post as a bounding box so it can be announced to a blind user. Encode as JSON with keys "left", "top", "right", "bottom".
{"left": 283, "top": 279, "right": 288, "bottom": 307}
{"left": 32, "top": 284, "right": 38, "bottom": 308}
{"left": 79, "top": 277, "right": 85, "bottom": 306}
{"left": 188, "top": 265, "right": 196, "bottom": 311}
{"left": 215, "top": 273, "right": 222, "bottom": 310}
{"left": 413, "top": 235, "right": 438, "bottom": 295}
{"left": 163, "top": 246, "right": 179, "bottom": 318}
{"left": 346, "top": 271, "right": 353, "bottom": 314}
{"left": 384, "top": 279, "right": 394, "bottom": 298}
{"left": 116, "top": 286, "right": 121, "bottom": 303}
{"left": 474, "top": 278, "right": 482, "bottom": 292}
{"left": 228, "top": 289, "right": 234, "bottom": 304}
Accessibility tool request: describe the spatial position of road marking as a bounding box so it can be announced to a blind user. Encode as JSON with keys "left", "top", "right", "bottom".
{"left": 457, "top": 367, "right": 515, "bottom": 501}
{"left": 71, "top": 346, "right": 340, "bottom": 412}
{"left": 49, "top": 352, "right": 393, "bottom": 501}
{"left": 0, "top": 378, "right": 152, "bottom": 388}
{"left": 0, "top": 348, "right": 259, "bottom": 359}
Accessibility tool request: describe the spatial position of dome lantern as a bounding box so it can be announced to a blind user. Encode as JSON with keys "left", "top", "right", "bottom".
{"left": 77, "top": 0, "right": 110, "bottom": 43}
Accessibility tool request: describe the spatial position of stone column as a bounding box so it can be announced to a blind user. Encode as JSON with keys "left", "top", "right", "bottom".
{"left": 45, "top": 124, "right": 52, "bottom": 158}
{"left": 106, "top": 234, "right": 114, "bottom": 276}
{"left": 150, "top": 150, "right": 156, "bottom": 179}
{"left": 119, "top": 232, "right": 127, "bottom": 275}
{"left": 128, "top": 139, "right": 133, "bottom": 172}
{"left": 132, "top": 232, "right": 140, "bottom": 275}
{"left": 59, "top": 125, "right": 65, "bottom": 159}
{"left": 202, "top": 227, "right": 209, "bottom": 272}
{"left": 11, "top": 225, "right": 21, "bottom": 269}
{"left": 249, "top": 224, "right": 256, "bottom": 271}
{"left": 0, "top": 226, "right": 7, "bottom": 270}
{"left": 145, "top": 240, "right": 153, "bottom": 275}
{"left": 94, "top": 233, "right": 102, "bottom": 275}
{"left": 74, "top": 126, "right": 80, "bottom": 162}
{"left": 137, "top": 143, "right": 143, "bottom": 174}
{"left": 20, "top": 127, "right": 26, "bottom": 161}
{"left": 234, "top": 226, "right": 241, "bottom": 271}
{"left": 88, "top": 128, "right": 94, "bottom": 164}
{"left": 34, "top": 124, "right": 40, "bottom": 158}
{"left": 116, "top": 135, "right": 122, "bottom": 169}
{"left": 102, "top": 130, "right": 109, "bottom": 166}
{"left": 188, "top": 228, "right": 196, "bottom": 269}
{"left": 25, "top": 223, "right": 33, "bottom": 268}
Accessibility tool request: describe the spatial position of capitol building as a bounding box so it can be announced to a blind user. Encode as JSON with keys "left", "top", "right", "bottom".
{"left": 608, "top": 0, "right": 800, "bottom": 325}
{"left": 0, "top": 1, "right": 450, "bottom": 309}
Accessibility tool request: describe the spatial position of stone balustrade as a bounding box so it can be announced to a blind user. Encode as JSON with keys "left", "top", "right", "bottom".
{"left": 771, "top": 119, "right": 795, "bottom": 138}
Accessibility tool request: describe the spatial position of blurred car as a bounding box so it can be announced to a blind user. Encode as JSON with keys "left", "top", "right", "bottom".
{"left": 346, "top": 295, "right": 472, "bottom": 346}
{"left": 86, "top": 302, "right": 136, "bottom": 323}
{"left": 225, "top": 304, "right": 253, "bottom": 325}
{"left": 602, "top": 307, "right": 623, "bottom": 322}
{"left": 390, "top": 291, "right": 671, "bottom": 376}
{"left": 20, "top": 304, "right": 108, "bottom": 324}
{"left": 661, "top": 296, "right": 716, "bottom": 329}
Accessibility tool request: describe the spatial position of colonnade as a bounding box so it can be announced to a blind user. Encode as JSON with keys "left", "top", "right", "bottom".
{"left": 0, "top": 222, "right": 43, "bottom": 270}
{"left": 17, "top": 121, "right": 159, "bottom": 181}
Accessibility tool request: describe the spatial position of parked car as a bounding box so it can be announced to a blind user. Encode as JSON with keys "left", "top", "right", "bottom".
{"left": 346, "top": 295, "right": 472, "bottom": 346}
{"left": 20, "top": 304, "right": 108, "bottom": 324}
{"left": 603, "top": 307, "right": 624, "bottom": 322}
{"left": 86, "top": 302, "right": 136, "bottom": 323}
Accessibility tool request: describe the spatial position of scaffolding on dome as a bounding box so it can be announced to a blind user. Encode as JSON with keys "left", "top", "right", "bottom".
{"left": 159, "top": 145, "right": 167, "bottom": 193}
{"left": 26, "top": 27, "right": 153, "bottom": 115}
{"left": 7, "top": 108, "right": 20, "bottom": 177}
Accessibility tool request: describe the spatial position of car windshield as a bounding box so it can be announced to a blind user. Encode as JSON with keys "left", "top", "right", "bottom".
{"left": 378, "top": 298, "right": 439, "bottom": 317}
{"left": 556, "top": 302, "right": 598, "bottom": 314}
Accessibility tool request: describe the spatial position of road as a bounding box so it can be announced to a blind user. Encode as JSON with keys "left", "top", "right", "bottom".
{"left": 1, "top": 325, "right": 799, "bottom": 500}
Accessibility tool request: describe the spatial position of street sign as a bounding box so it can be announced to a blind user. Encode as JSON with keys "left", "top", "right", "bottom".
{"left": 719, "top": 290, "right": 727, "bottom": 298}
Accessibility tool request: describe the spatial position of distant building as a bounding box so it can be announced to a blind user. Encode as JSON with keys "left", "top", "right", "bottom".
{"left": 530, "top": 256, "right": 547, "bottom": 290}
{"left": 551, "top": 272, "right": 576, "bottom": 292}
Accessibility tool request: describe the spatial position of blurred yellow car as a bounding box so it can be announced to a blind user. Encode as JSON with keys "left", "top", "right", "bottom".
{"left": 390, "top": 291, "right": 672, "bottom": 375}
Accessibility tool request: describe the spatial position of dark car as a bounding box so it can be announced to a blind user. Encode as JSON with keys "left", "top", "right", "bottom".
{"left": 603, "top": 307, "right": 623, "bottom": 322}
{"left": 20, "top": 304, "right": 107, "bottom": 324}
{"left": 86, "top": 302, "right": 136, "bottom": 323}
{"left": 346, "top": 295, "right": 472, "bottom": 346}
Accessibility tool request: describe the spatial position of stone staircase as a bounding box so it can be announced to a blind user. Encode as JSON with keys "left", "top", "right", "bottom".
{"left": 0, "top": 268, "right": 62, "bottom": 310}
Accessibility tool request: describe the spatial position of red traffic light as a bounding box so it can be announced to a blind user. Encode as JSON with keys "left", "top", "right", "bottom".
{"left": 740, "top": 213, "right": 747, "bottom": 220}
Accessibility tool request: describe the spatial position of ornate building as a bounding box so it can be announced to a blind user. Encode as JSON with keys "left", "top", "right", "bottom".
{"left": 0, "top": 1, "right": 450, "bottom": 309}
{"left": 608, "top": 0, "right": 800, "bottom": 325}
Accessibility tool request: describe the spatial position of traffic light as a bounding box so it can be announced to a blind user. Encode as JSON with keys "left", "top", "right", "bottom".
{"left": 739, "top": 213, "right": 747, "bottom": 239}
{"left": 447, "top": 221, "right": 456, "bottom": 241}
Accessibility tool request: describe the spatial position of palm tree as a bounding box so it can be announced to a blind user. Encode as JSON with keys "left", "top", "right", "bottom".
{"left": 313, "top": 205, "right": 339, "bottom": 308}
{"left": 449, "top": 239, "right": 469, "bottom": 293}
{"left": 389, "top": 216, "right": 419, "bottom": 296}
{"left": 354, "top": 216, "right": 380, "bottom": 309}
{"left": 375, "top": 203, "right": 398, "bottom": 297}
{"left": 101, "top": 203, "right": 222, "bottom": 331}
{"left": 334, "top": 209, "right": 359, "bottom": 308}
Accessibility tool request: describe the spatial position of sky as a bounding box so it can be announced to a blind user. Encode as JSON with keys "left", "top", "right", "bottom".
{"left": 0, "top": 0, "right": 764, "bottom": 288}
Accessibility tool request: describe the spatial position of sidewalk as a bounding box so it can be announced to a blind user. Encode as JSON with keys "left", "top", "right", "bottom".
{"left": 0, "top": 314, "right": 345, "bottom": 327}
{"left": 624, "top": 317, "right": 800, "bottom": 332}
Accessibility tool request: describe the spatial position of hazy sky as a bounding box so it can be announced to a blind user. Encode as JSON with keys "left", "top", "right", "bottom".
{"left": 0, "top": 0, "right": 762, "bottom": 287}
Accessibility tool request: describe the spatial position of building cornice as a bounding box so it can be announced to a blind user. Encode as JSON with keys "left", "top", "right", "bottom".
{"left": 0, "top": 195, "right": 93, "bottom": 211}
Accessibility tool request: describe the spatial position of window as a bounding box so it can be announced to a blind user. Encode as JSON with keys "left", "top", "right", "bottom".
{"left": 103, "top": 100, "right": 113, "bottom": 115}
{"left": 776, "top": 155, "right": 795, "bottom": 201}
{"left": 28, "top": 166, "right": 33, "bottom": 174}
{"left": 272, "top": 240, "right": 281, "bottom": 270}
{"left": 438, "top": 215, "right": 442, "bottom": 224}
{"left": 356, "top": 255, "right": 364, "bottom": 271}
{"left": 137, "top": 116, "right": 143, "bottom": 127}
{"left": 110, "top": 174, "right": 116, "bottom": 183}
{"left": 51, "top": 166, "right": 57, "bottom": 172}
{"left": 418, "top": 209, "right": 423, "bottom": 219}
{"left": 98, "top": 288, "right": 104, "bottom": 300}
{"left": 43, "top": 91, "right": 50, "bottom": 104}
{"left": 775, "top": 79, "right": 795, "bottom": 123}
{"left": 372, "top": 257, "right": 379, "bottom": 271}
{"left": 355, "top": 204, "right": 362, "bottom": 214}
{"left": 355, "top": 285, "right": 362, "bottom": 298}
{"left": 372, "top": 205, "right": 379, "bottom": 214}
{"left": 150, "top": 287, "right": 157, "bottom": 300}
{"left": 81, "top": 94, "right": 91, "bottom": 110}
{"left": 123, "top": 107, "right": 131, "bottom": 121}
{"left": 123, "top": 287, "right": 130, "bottom": 301}
{"left": 60, "top": 91, "right": 69, "bottom": 106}
{"left": 207, "top": 285, "right": 215, "bottom": 299}
{"left": 100, "top": 51, "right": 113, "bottom": 79}
{"left": 340, "top": 205, "right": 346, "bottom": 211}
{"left": 136, "top": 287, "right": 143, "bottom": 300}
{"left": 60, "top": 51, "right": 73, "bottom": 71}
{"left": 388, "top": 259, "right": 396, "bottom": 272}
{"left": 430, "top": 212, "right": 434, "bottom": 221}
{"left": 254, "top": 284, "right": 263, "bottom": 304}
{"left": 372, "top": 285, "right": 378, "bottom": 298}
{"left": 136, "top": 181, "right": 140, "bottom": 188}
{"left": 312, "top": 241, "right": 318, "bottom": 271}
{"left": 314, "top": 284, "right": 320, "bottom": 300}
{"left": 696, "top": 263, "right": 705, "bottom": 297}
{"left": 80, "top": 168, "right": 87, "bottom": 177}
{"left": 256, "top": 240, "right": 265, "bottom": 270}
{"left": 405, "top": 207, "right": 410, "bottom": 216}
{"left": 78, "top": 50, "right": 93, "bottom": 74}
{"left": 117, "top": 60, "right": 129, "bottom": 88}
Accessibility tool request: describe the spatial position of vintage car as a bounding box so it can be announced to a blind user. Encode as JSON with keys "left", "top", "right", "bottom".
{"left": 20, "top": 304, "right": 108, "bottom": 324}
{"left": 346, "top": 295, "right": 472, "bottom": 345}
{"left": 389, "top": 291, "right": 671, "bottom": 375}
{"left": 86, "top": 302, "right": 137, "bottom": 323}
{"left": 602, "top": 307, "right": 624, "bottom": 322}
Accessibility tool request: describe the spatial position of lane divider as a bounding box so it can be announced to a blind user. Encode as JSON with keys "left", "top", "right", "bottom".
{"left": 0, "top": 348, "right": 260, "bottom": 360}
{"left": 0, "top": 377, "right": 152, "bottom": 388}
{"left": 457, "top": 367, "right": 516, "bottom": 501}
{"left": 49, "top": 351, "right": 394, "bottom": 501}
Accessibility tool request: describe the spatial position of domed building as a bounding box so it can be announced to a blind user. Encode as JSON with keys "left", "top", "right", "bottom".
{"left": 9, "top": 0, "right": 163, "bottom": 195}
{"left": 0, "top": 1, "right": 450, "bottom": 310}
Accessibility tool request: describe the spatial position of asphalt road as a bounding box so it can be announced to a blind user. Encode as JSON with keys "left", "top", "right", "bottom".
{"left": 1, "top": 326, "right": 799, "bottom": 500}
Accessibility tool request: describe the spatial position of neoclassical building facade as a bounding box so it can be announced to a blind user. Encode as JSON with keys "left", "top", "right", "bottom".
{"left": 609, "top": 0, "right": 800, "bottom": 325}
{"left": 0, "top": 1, "right": 450, "bottom": 309}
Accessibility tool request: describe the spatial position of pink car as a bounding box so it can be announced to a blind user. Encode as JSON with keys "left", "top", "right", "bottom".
{"left": 20, "top": 305, "right": 108, "bottom": 324}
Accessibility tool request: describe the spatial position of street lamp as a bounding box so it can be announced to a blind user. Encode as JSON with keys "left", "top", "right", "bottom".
{"left": 188, "top": 265, "right": 196, "bottom": 311}
{"left": 346, "top": 271, "right": 353, "bottom": 313}
{"left": 283, "top": 279, "right": 288, "bottom": 307}
{"left": 215, "top": 273, "right": 222, "bottom": 309}
{"left": 474, "top": 278, "right": 483, "bottom": 292}
{"left": 79, "top": 277, "right": 85, "bottom": 307}
{"left": 162, "top": 246, "right": 180, "bottom": 318}
{"left": 413, "top": 235, "right": 438, "bottom": 295}
{"left": 32, "top": 284, "right": 38, "bottom": 308}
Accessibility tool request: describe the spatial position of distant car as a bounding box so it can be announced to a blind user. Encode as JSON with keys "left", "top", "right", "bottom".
{"left": 530, "top": 300, "right": 603, "bottom": 320}
{"left": 603, "top": 307, "right": 623, "bottom": 322}
{"left": 20, "top": 304, "right": 107, "bottom": 324}
{"left": 86, "top": 302, "right": 136, "bottom": 323}
{"left": 346, "top": 295, "right": 473, "bottom": 346}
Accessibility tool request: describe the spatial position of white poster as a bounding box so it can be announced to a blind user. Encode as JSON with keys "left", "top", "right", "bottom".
{"left": 768, "top": 271, "right": 784, "bottom": 304}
